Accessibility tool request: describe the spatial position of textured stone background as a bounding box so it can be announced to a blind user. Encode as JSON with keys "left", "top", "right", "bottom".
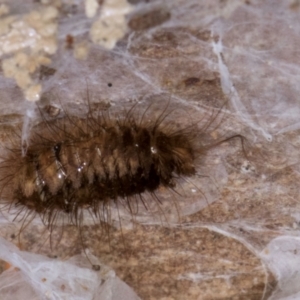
{"left": 1, "top": 0, "right": 300, "bottom": 299}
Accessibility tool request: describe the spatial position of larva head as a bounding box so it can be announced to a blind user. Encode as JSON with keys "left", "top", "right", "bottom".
{"left": 151, "top": 130, "right": 196, "bottom": 181}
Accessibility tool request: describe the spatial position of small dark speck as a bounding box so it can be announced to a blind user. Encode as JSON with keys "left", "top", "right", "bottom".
{"left": 108, "top": 83, "right": 112, "bottom": 87}
{"left": 183, "top": 77, "right": 200, "bottom": 86}
{"left": 65, "top": 34, "right": 74, "bottom": 49}
{"left": 92, "top": 264, "right": 101, "bottom": 271}
{"left": 39, "top": 65, "right": 56, "bottom": 80}
{"left": 10, "top": 234, "right": 16, "bottom": 239}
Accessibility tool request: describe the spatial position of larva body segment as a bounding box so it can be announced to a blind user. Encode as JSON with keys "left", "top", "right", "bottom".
{"left": 0, "top": 110, "right": 197, "bottom": 227}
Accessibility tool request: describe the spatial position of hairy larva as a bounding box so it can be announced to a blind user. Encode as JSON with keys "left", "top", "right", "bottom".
{"left": 0, "top": 99, "right": 245, "bottom": 253}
